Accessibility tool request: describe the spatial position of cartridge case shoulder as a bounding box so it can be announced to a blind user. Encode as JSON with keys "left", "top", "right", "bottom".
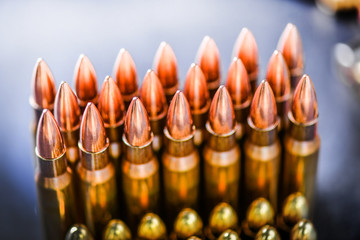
{"left": 77, "top": 161, "right": 116, "bottom": 184}
{"left": 163, "top": 151, "right": 200, "bottom": 172}
{"left": 203, "top": 145, "right": 240, "bottom": 167}
{"left": 122, "top": 156, "right": 159, "bottom": 179}
{"left": 244, "top": 140, "right": 281, "bottom": 161}
{"left": 35, "top": 168, "right": 73, "bottom": 190}
{"left": 285, "top": 135, "right": 320, "bottom": 156}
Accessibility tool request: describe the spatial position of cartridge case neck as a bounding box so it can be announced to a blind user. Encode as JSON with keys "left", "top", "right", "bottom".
{"left": 61, "top": 127, "right": 80, "bottom": 148}
{"left": 192, "top": 100, "right": 210, "bottom": 131}
{"left": 164, "top": 128, "right": 196, "bottom": 157}
{"left": 123, "top": 134, "right": 154, "bottom": 164}
{"left": 234, "top": 100, "right": 251, "bottom": 125}
{"left": 105, "top": 123, "right": 124, "bottom": 143}
{"left": 79, "top": 139, "right": 110, "bottom": 171}
{"left": 247, "top": 117, "right": 279, "bottom": 146}
{"left": 205, "top": 122, "right": 237, "bottom": 151}
{"left": 36, "top": 150, "right": 67, "bottom": 178}
{"left": 248, "top": 70, "right": 258, "bottom": 94}
{"left": 288, "top": 112, "right": 318, "bottom": 141}
{"left": 290, "top": 67, "right": 303, "bottom": 90}
{"left": 149, "top": 109, "right": 167, "bottom": 136}
{"left": 276, "top": 95, "right": 290, "bottom": 131}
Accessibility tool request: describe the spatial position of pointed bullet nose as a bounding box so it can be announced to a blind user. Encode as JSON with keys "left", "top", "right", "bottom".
{"left": 74, "top": 54, "right": 98, "bottom": 103}
{"left": 124, "top": 97, "right": 152, "bottom": 146}
{"left": 98, "top": 76, "right": 126, "bottom": 127}
{"left": 266, "top": 50, "right": 291, "bottom": 98}
{"left": 80, "top": 103, "right": 107, "bottom": 152}
{"left": 225, "top": 58, "right": 252, "bottom": 106}
{"left": 196, "top": 36, "right": 221, "bottom": 84}
{"left": 233, "top": 28, "right": 258, "bottom": 74}
{"left": 250, "top": 81, "right": 278, "bottom": 129}
{"left": 291, "top": 74, "right": 318, "bottom": 123}
{"left": 184, "top": 63, "right": 210, "bottom": 111}
{"left": 54, "top": 81, "right": 81, "bottom": 132}
{"left": 167, "top": 90, "right": 193, "bottom": 140}
{"left": 36, "top": 109, "right": 65, "bottom": 159}
{"left": 209, "top": 86, "right": 235, "bottom": 134}
{"left": 113, "top": 49, "right": 138, "bottom": 100}
{"left": 31, "top": 58, "right": 56, "bottom": 109}
{"left": 153, "top": 42, "right": 178, "bottom": 90}
{"left": 140, "top": 70, "right": 167, "bottom": 118}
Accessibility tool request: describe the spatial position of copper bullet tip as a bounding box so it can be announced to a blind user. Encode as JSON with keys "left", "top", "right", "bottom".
{"left": 277, "top": 23, "right": 303, "bottom": 71}
{"left": 291, "top": 74, "right": 318, "bottom": 124}
{"left": 250, "top": 80, "right": 278, "bottom": 129}
{"left": 167, "top": 90, "right": 193, "bottom": 140}
{"left": 153, "top": 41, "right": 179, "bottom": 89}
{"left": 80, "top": 103, "right": 107, "bottom": 152}
{"left": 31, "top": 58, "right": 56, "bottom": 109}
{"left": 113, "top": 48, "right": 138, "bottom": 99}
{"left": 124, "top": 97, "right": 152, "bottom": 146}
{"left": 36, "top": 109, "right": 65, "bottom": 159}
{"left": 54, "top": 81, "right": 81, "bottom": 132}
{"left": 140, "top": 70, "right": 168, "bottom": 118}
{"left": 74, "top": 54, "right": 98, "bottom": 103}
{"left": 184, "top": 63, "right": 210, "bottom": 111}
{"left": 226, "top": 57, "right": 252, "bottom": 106}
{"left": 196, "top": 36, "right": 221, "bottom": 83}
{"left": 209, "top": 86, "right": 235, "bottom": 134}
{"left": 98, "top": 76, "right": 126, "bottom": 127}
{"left": 233, "top": 28, "right": 258, "bottom": 74}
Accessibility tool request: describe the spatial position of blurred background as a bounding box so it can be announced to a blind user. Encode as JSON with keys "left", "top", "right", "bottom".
{"left": 0, "top": 0, "right": 360, "bottom": 239}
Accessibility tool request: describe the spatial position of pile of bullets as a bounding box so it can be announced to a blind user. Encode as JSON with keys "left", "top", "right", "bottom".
{"left": 30, "top": 23, "right": 319, "bottom": 240}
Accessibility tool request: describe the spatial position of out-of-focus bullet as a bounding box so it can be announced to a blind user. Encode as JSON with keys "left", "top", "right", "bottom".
{"left": 65, "top": 224, "right": 94, "bottom": 240}
{"left": 277, "top": 23, "right": 304, "bottom": 90}
{"left": 217, "top": 230, "right": 240, "bottom": 240}
{"left": 113, "top": 49, "right": 138, "bottom": 108}
{"left": 255, "top": 225, "right": 280, "bottom": 240}
{"left": 35, "top": 110, "right": 77, "bottom": 240}
{"left": 153, "top": 42, "right": 179, "bottom": 103}
{"left": 137, "top": 213, "right": 167, "bottom": 240}
{"left": 204, "top": 86, "right": 240, "bottom": 214}
{"left": 196, "top": 36, "right": 221, "bottom": 98}
{"left": 281, "top": 75, "right": 320, "bottom": 214}
{"left": 103, "top": 219, "right": 132, "bottom": 240}
{"left": 74, "top": 54, "right": 98, "bottom": 112}
{"left": 122, "top": 97, "right": 160, "bottom": 233}
{"left": 232, "top": 28, "right": 259, "bottom": 93}
{"left": 173, "top": 208, "right": 203, "bottom": 240}
{"left": 183, "top": 63, "right": 211, "bottom": 146}
{"left": 163, "top": 91, "right": 200, "bottom": 225}
{"left": 140, "top": 70, "right": 168, "bottom": 152}
{"left": 188, "top": 237, "right": 202, "bottom": 240}
{"left": 290, "top": 220, "right": 317, "bottom": 240}
{"left": 77, "top": 103, "right": 118, "bottom": 238}
{"left": 244, "top": 81, "right": 280, "bottom": 211}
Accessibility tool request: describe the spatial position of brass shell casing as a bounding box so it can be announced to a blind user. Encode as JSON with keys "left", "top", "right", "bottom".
{"left": 249, "top": 70, "right": 258, "bottom": 95}
{"left": 276, "top": 95, "right": 290, "bottom": 132}
{"left": 62, "top": 128, "right": 80, "bottom": 170}
{"left": 149, "top": 108, "right": 167, "bottom": 152}
{"left": 233, "top": 101, "right": 250, "bottom": 140}
{"left": 192, "top": 100, "right": 210, "bottom": 146}
{"left": 290, "top": 68, "right": 303, "bottom": 92}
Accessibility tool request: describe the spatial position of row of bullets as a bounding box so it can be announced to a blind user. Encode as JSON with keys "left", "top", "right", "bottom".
{"left": 30, "top": 23, "right": 319, "bottom": 240}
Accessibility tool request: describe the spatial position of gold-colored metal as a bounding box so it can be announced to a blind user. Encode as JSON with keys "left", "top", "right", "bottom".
{"left": 103, "top": 219, "right": 132, "bottom": 240}
{"left": 187, "top": 237, "right": 202, "bottom": 240}
{"left": 255, "top": 225, "right": 280, "bottom": 240}
{"left": 66, "top": 224, "right": 94, "bottom": 240}
{"left": 290, "top": 220, "right": 317, "bottom": 240}
{"left": 173, "top": 208, "right": 203, "bottom": 240}
{"left": 137, "top": 213, "right": 167, "bottom": 240}
{"left": 217, "top": 230, "right": 240, "bottom": 240}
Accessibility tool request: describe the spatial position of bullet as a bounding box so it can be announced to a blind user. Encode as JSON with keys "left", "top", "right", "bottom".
{"left": 74, "top": 54, "right": 98, "bottom": 112}
{"left": 281, "top": 75, "right": 320, "bottom": 214}
{"left": 277, "top": 23, "right": 304, "bottom": 90}
{"left": 232, "top": 28, "right": 259, "bottom": 93}
{"left": 77, "top": 103, "right": 118, "bottom": 238}
{"left": 255, "top": 225, "right": 280, "bottom": 240}
{"left": 244, "top": 80, "right": 281, "bottom": 211}
{"left": 173, "top": 208, "right": 203, "bottom": 240}
{"left": 187, "top": 237, "right": 202, "bottom": 240}
{"left": 140, "top": 70, "right": 168, "bottom": 152}
{"left": 203, "top": 86, "right": 240, "bottom": 214}
{"left": 137, "top": 213, "right": 167, "bottom": 240}
{"left": 153, "top": 42, "right": 179, "bottom": 103}
{"left": 122, "top": 97, "right": 160, "bottom": 233}
{"left": 183, "top": 63, "right": 211, "bottom": 146}
{"left": 290, "top": 220, "right": 317, "bottom": 240}
{"left": 103, "top": 219, "right": 132, "bottom": 240}
{"left": 196, "top": 36, "right": 221, "bottom": 98}
{"left": 65, "top": 224, "right": 94, "bottom": 240}
{"left": 217, "top": 230, "right": 240, "bottom": 240}
{"left": 163, "top": 90, "right": 200, "bottom": 225}
{"left": 113, "top": 49, "right": 138, "bottom": 108}
{"left": 35, "top": 110, "right": 77, "bottom": 240}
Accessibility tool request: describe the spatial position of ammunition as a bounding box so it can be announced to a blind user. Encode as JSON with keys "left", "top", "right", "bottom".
{"left": 244, "top": 80, "right": 281, "bottom": 211}
{"left": 137, "top": 213, "right": 167, "bottom": 240}
{"left": 203, "top": 86, "right": 240, "bottom": 214}
{"left": 122, "top": 97, "right": 160, "bottom": 233}
{"left": 77, "top": 103, "right": 118, "bottom": 238}
{"left": 183, "top": 63, "right": 211, "bottom": 146}
{"left": 281, "top": 75, "right": 319, "bottom": 214}
{"left": 173, "top": 208, "right": 203, "bottom": 240}
{"left": 35, "top": 110, "right": 77, "bottom": 240}
{"left": 232, "top": 28, "right": 259, "bottom": 93}
{"left": 196, "top": 36, "right": 221, "bottom": 98}
{"left": 188, "top": 237, "right": 202, "bottom": 240}
{"left": 277, "top": 23, "right": 304, "bottom": 90}
{"left": 140, "top": 70, "right": 168, "bottom": 152}
{"left": 65, "top": 224, "right": 94, "bottom": 240}
{"left": 113, "top": 48, "right": 138, "bottom": 108}
{"left": 290, "top": 220, "right": 317, "bottom": 240}
{"left": 74, "top": 54, "right": 98, "bottom": 112}
{"left": 103, "top": 219, "right": 132, "bottom": 240}
{"left": 217, "top": 230, "right": 240, "bottom": 240}
{"left": 153, "top": 42, "right": 179, "bottom": 103}
{"left": 163, "top": 91, "right": 200, "bottom": 225}
{"left": 255, "top": 225, "right": 280, "bottom": 240}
